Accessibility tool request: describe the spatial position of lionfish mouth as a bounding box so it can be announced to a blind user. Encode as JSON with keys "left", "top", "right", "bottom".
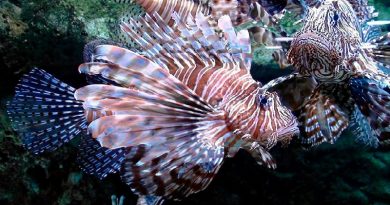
{"left": 260, "top": 119, "right": 299, "bottom": 148}
{"left": 263, "top": 92, "right": 300, "bottom": 144}
{"left": 276, "top": 119, "right": 299, "bottom": 140}
{"left": 262, "top": 115, "right": 299, "bottom": 145}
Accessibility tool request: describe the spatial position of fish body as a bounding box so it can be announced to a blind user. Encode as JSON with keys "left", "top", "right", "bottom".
{"left": 262, "top": 0, "right": 390, "bottom": 146}
{"left": 102, "top": 12, "right": 298, "bottom": 158}
{"left": 7, "top": 13, "right": 298, "bottom": 203}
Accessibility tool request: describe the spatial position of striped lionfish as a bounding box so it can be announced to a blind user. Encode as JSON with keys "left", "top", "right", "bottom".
{"left": 260, "top": 0, "right": 390, "bottom": 147}
{"left": 7, "top": 12, "right": 298, "bottom": 204}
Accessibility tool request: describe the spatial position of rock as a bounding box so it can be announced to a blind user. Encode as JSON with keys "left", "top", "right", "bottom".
{"left": 0, "top": 1, "right": 27, "bottom": 37}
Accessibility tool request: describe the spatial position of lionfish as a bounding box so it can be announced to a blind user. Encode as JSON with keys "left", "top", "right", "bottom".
{"left": 7, "top": 12, "right": 298, "bottom": 204}
{"left": 260, "top": 0, "right": 390, "bottom": 147}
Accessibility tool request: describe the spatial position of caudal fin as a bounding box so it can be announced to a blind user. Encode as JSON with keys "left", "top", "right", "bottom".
{"left": 6, "top": 68, "right": 87, "bottom": 154}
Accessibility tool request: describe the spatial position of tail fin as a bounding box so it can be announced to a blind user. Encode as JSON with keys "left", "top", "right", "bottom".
{"left": 6, "top": 68, "right": 87, "bottom": 154}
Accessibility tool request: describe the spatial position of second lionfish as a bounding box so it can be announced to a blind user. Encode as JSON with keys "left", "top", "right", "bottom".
{"left": 7, "top": 12, "right": 298, "bottom": 204}
{"left": 261, "top": 0, "right": 390, "bottom": 147}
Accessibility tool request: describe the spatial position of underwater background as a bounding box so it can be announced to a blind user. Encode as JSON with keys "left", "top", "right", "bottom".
{"left": 0, "top": 0, "right": 390, "bottom": 204}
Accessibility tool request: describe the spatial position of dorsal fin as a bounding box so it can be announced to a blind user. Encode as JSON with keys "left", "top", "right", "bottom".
{"left": 88, "top": 12, "right": 256, "bottom": 108}
{"left": 121, "top": 12, "right": 251, "bottom": 71}
{"left": 209, "top": 0, "right": 252, "bottom": 26}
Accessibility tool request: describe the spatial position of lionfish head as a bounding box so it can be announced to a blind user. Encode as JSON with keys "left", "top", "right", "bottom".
{"left": 255, "top": 91, "right": 299, "bottom": 144}
{"left": 287, "top": 32, "right": 342, "bottom": 76}
{"left": 287, "top": 0, "right": 361, "bottom": 76}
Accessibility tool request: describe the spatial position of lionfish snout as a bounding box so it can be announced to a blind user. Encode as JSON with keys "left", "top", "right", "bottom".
{"left": 287, "top": 32, "right": 342, "bottom": 77}
{"left": 259, "top": 92, "right": 299, "bottom": 143}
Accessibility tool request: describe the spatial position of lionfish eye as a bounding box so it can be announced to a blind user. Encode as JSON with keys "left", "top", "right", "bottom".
{"left": 333, "top": 11, "right": 339, "bottom": 27}
{"left": 258, "top": 94, "right": 272, "bottom": 109}
{"left": 333, "top": 12, "right": 339, "bottom": 21}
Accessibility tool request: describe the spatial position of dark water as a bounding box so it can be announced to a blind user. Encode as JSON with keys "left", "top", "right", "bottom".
{"left": 1, "top": 0, "right": 390, "bottom": 205}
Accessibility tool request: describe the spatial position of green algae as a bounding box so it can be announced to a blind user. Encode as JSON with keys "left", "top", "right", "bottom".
{"left": 277, "top": 11, "right": 303, "bottom": 36}
{"left": 0, "top": 1, "right": 27, "bottom": 37}
{"left": 252, "top": 46, "right": 277, "bottom": 66}
{"left": 18, "top": 0, "right": 126, "bottom": 40}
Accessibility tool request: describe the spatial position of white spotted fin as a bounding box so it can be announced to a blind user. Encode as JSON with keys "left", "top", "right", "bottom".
{"left": 6, "top": 68, "right": 87, "bottom": 154}
{"left": 349, "top": 106, "right": 379, "bottom": 148}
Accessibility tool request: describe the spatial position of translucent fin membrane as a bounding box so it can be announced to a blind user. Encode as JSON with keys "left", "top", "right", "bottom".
{"left": 77, "top": 135, "right": 130, "bottom": 179}
{"left": 7, "top": 68, "right": 87, "bottom": 154}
